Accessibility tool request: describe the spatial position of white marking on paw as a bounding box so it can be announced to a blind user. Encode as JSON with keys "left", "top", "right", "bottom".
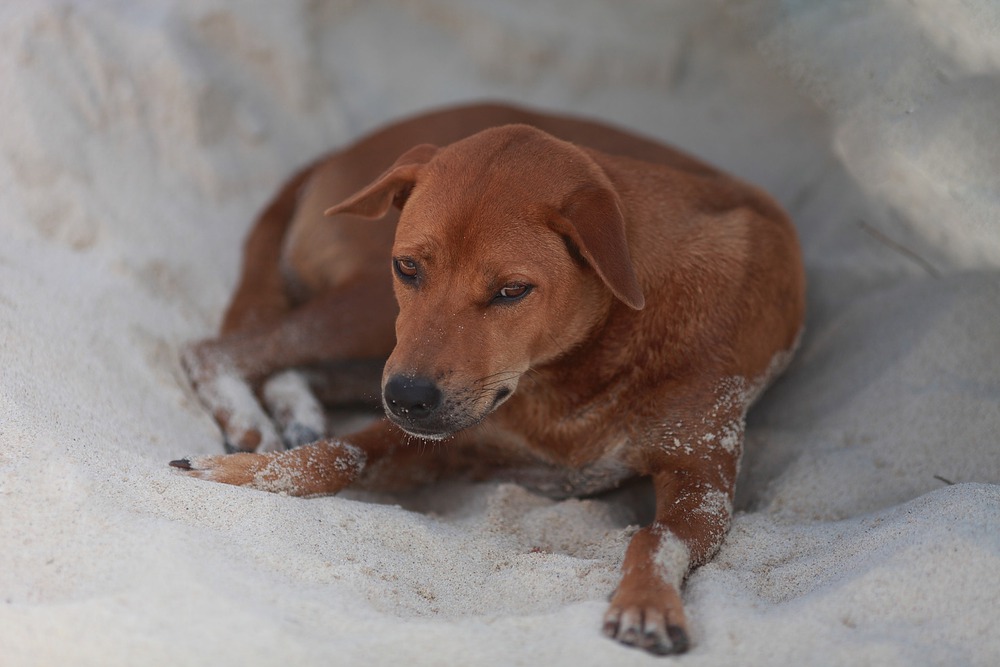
{"left": 262, "top": 370, "right": 326, "bottom": 441}
{"left": 206, "top": 372, "right": 282, "bottom": 452}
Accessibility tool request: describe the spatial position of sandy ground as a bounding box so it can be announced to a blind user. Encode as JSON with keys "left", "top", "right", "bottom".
{"left": 1, "top": 1, "right": 998, "bottom": 665}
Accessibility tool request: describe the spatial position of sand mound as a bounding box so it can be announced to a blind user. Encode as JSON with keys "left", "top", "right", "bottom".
{"left": 2, "top": 2, "right": 998, "bottom": 665}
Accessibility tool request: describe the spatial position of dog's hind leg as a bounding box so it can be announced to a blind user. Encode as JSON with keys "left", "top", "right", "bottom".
{"left": 181, "top": 159, "right": 326, "bottom": 452}
{"left": 219, "top": 159, "right": 321, "bottom": 335}
{"left": 183, "top": 279, "right": 397, "bottom": 452}
{"left": 257, "top": 361, "right": 384, "bottom": 447}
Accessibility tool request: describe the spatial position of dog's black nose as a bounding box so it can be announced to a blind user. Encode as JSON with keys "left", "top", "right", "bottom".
{"left": 383, "top": 375, "right": 442, "bottom": 419}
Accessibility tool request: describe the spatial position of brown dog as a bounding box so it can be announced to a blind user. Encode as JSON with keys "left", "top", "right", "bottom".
{"left": 173, "top": 103, "right": 805, "bottom": 655}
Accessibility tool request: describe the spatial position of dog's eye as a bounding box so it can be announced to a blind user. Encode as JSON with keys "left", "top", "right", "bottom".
{"left": 394, "top": 258, "right": 419, "bottom": 281}
{"left": 494, "top": 282, "right": 532, "bottom": 302}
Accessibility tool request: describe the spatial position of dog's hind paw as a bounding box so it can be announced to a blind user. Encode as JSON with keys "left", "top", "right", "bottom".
{"left": 215, "top": 403, "right": 283, "bottom": 453}
{"left": 181, "top": 342, "right": 284, "bottom": 453}
{"left": 262, "top": 370, "right": 326, "bottom": 449}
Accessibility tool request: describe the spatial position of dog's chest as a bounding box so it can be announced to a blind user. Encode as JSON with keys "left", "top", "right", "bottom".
{"left": 505, "top": 445, "right": 634, "bottom": 499}
{"left": 485, "top": 382, "right": 640, "bottom": 498}
{"left": 488, "top": 425, "right": 635, "bottom": 499}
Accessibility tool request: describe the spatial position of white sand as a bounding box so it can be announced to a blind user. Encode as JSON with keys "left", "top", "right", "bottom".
{"left": 1, "top": 1, "right": 999, "bottom": 665}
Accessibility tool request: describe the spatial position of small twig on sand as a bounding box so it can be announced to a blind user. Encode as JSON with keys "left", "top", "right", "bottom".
{"left": 933, "top": 475, "right": 955, "bottom": 486}
{"left": 858, "top": 219, "right": 941, "bottom": 278}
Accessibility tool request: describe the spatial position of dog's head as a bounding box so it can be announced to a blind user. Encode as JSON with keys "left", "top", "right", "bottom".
{"left": 326, "top": 125, "right": 644, "bottom": 439}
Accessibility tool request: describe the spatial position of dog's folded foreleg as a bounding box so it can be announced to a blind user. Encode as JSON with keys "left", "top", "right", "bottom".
{"left": 169, "top": 418, "right": 414, "bottom": 496}
{"left": 169, "top": 438, "right": 366, "bottom": 497}
{"left": 169, "top": 417, "right": 503, "bottom": 496}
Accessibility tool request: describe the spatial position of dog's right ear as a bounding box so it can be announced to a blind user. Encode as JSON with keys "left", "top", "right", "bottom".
{"left": 324, "top": 143, "right": 438, "bottom": 219}
{"left": 550, "top": 185, "right": 645, "bottom": 310}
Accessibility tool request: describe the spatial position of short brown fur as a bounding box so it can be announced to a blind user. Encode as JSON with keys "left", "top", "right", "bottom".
{"left": 175, "top": 103, "right": 805, "bottom": 656}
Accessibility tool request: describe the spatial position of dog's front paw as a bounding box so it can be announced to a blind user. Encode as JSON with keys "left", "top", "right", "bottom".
{"left": 170, "top": 440, "right": 366, "bottom": 497}
{"left": 602, "top": 588, "right": 690, "bottom": 656}
{"left": 170, "top": 453, "right": 264, "bottom": 486}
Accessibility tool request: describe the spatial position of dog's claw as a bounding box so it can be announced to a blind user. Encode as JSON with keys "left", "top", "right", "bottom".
{"left": 169, "top": 458, "right": 193, "bottom": 470}
{"left": 282, "top": 422, "right": 322, "bottom": 449}
{"left": 603, "top": 605, "right": 689, "bottom": 656}
{"left": 666, "top": 625, "right": 689, "bottom": 654}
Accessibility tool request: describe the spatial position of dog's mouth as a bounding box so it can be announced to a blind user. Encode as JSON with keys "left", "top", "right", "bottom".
{"left": 394, "top": 424, "right": 451, "bottom": 441}
{"left": 491, "top": 386, "right": 513, "bottom": 409}
{"left": 387, "top": 385, "right": 516, "bottom": 441}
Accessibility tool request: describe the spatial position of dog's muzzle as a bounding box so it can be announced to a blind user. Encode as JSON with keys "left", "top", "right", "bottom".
{"left": 382, "top": 374, "right": 513, "bottom": 439}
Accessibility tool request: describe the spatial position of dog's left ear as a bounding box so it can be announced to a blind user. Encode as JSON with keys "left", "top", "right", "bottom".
{"left": 550, "top": 185, "right": 645, "bottom": 310}
{"left": 324, "top": 143, "right": 439, "bottom": 219}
